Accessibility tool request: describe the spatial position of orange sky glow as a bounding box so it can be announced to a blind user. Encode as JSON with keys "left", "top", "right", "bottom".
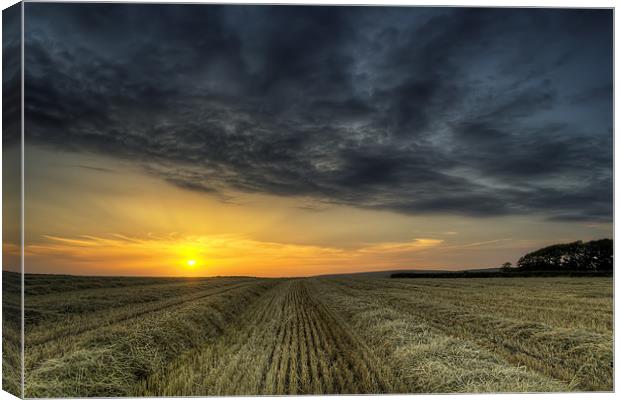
{"left": 4, "top": 146, "right": 610, "bottom": 277}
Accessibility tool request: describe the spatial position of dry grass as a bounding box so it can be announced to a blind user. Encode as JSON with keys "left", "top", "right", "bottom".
{"left": 24, "top": 277, "right": 277, "bottom": 397}
{"left": 138, "top": 280, "right": 391, "bottom": 396}
{"left": 15, "top": 274, "right": 613, "bottom": 397}
{"left": 3, "top": 271, "right": 22, "bottom": 397}
{"left": 322, "top": 277, "right": 612, "bottom": 391}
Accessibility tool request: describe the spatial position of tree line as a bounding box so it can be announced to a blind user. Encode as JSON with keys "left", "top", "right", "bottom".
{"left": 391, "top": 238, "right": 612, "bottom": 279}
{"left": 502, "top": 239, "right": 612, "bottom": 273}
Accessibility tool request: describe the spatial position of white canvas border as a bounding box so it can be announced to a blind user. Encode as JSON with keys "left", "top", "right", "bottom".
{"left": 0, "top": 1, "right": 616, "bottom": 400}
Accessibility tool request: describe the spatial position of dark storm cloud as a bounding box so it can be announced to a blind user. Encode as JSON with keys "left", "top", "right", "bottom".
{"left": 3, "top": 3, "right": 21, "bottom": 146}
{"left": 23, "top": 5, "right": 613, "bottom": 222}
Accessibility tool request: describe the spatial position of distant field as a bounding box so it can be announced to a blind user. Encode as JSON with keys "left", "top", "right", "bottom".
{"left": 10, "top": 274, "right": 613, "bottom": 396}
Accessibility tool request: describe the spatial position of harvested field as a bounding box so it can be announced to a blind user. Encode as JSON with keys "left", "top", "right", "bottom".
{"left": 16, "top": 273, "right": 613, "bottom": 397}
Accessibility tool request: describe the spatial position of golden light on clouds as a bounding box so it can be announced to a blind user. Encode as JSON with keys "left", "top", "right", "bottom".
{"left": 360, "top": 238, "right": 444, "bottom": 253}
{"left": 20, "top": 148, "right": 613, "bottom": 277}
{"left": 24, "top": 233, "right": 447, "bottom": 277}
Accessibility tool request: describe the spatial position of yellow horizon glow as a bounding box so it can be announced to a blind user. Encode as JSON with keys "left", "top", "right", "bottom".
{"left": 21, "top": 147, "right": 613, "bottom": 277}
{"left": 21, "top": 231, "right": 563, "bottom": 277}
{"left": 23, "top": 233, "right": 448, "bottom": 277}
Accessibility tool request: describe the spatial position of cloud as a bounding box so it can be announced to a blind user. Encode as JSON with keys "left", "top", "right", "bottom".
{"left": 442, "top": 239, "right": 513, "bottom": 249}
{"left": 361, "top": 238, "right": 444, "bottom": 253}
{"left": 2, "top": 4, "right": 21, "bottom": 147}
{"left": 22, "top": 5, "right": 612, "bottom": 222}
{"left": 26, "top": 233, "right": 445, "bottom": 276}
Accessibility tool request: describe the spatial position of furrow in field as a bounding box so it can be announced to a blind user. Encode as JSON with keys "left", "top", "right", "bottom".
{"left": 331, "top": 278, "right": 612, "bottom": 332}
{"left": 23, "top": 275, "right": 193, "bottom": 296}
{"left": 339, "top": 278, "right": 612, "bottom": 310}
{"left": 336, "top": 277, "right": 613, "bottom": 310}
{"left": 321, "top": 279, "right": 612, "bottom": 391}
{"left": 313, "top": 278, "right": 570, "bottom": 394}
{"left": 387, "top": 292, "right": 612, "bottom": 391}
{"left": 24, "top": 281, "right": 274, "bottom": 370}
{"left": 300, "top": 293, "right": 322, "bottom": 393}
{"left": 24, "top": 280, "right": 276, "bottom": 398}
{"left": 24, "top": 275, "right": 612, "bottom": 397}
{"left": 138, "top": 279, "right": 391, "bottom": 396}
{"left": 26, "top": 280, "right": 256, "bottom": 347}
{"left": 137, "top": 280, "right": 288, "bottom": 396}
{"left": 25, "top": 278, "right": 251, "bottom": 325}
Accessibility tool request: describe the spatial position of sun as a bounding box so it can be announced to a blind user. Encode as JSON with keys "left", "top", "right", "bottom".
{"left": 186, "top": 259, "right": 196, "bottom": 267}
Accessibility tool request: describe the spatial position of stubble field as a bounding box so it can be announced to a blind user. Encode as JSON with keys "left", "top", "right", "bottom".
{"left": 6, "top": 273, "right": 613, "bottom": 397}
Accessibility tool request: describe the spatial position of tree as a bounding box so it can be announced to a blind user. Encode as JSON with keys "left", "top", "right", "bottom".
{"left": 516, "top": 239, "right": 612, "bottom": 272}
{"left": 500, "top": 262, "right": 512, "bottom": 272}
{"left": 583, "top": 239, "right": 613, "bottom": 271}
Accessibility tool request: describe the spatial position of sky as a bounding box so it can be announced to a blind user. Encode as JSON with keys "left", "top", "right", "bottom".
{"left": 5, "top": 4, "right": 613, "bottom": 277}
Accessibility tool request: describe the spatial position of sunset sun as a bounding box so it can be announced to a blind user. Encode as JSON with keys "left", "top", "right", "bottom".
{"left": 186, "top": 259, "right": 196, "bottom": 267}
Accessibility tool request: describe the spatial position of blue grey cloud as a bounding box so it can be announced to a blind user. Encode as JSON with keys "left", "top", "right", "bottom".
{"left": 23, "top": 5, "right": 613, "bottom": 222}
